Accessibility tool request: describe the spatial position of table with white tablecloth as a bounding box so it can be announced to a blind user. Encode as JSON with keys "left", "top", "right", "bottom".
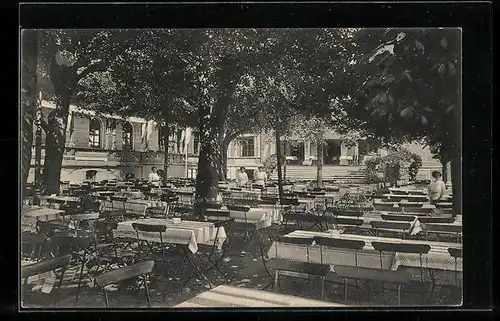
{"left": 101, "top": 199, "right": 152, "bottom": 216}
{"left": 267, "top": 230, "right": 462, "bottom": 273}
{"left": 224, "top": 207, "right": 278, "bottom": 230}
{"left": 174, "top": 285, "right": 344, "bottom": 308}
{"left": 113, "top": 218, "right": 227, "bottom": 253}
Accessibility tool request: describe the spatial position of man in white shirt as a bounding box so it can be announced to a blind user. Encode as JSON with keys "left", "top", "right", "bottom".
{"left": 235, "top": 167, "right": 249, "bottom": 187}
{"left": 148, "top": 166, "right": 161, "bottom": 187}
{"left": 254, "top": 166, "right": 267, "bottom": 186}
{"left": 427, "top": 171, "right": 447, "bottom": 205}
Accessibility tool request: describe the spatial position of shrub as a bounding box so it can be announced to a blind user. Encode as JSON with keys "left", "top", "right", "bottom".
{"left": 378, "top": 148, "right": 423, "bottom": 186}
{"left": 364, "top": 153, "right": 382, "bottom": 183}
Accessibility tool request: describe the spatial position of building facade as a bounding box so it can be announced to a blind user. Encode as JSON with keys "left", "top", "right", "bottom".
{"left": 28, "top": 101, "right": 442, "bottom": 184}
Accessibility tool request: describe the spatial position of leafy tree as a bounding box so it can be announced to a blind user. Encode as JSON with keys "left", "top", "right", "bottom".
{"left": 77, "top": 30, "right": 197, "bottom": 178}
{"left": 36, "top": 30, "right": 125, "bottom": 194}
{"left": 344, "top": 28, "right": 461, "bottom": 212}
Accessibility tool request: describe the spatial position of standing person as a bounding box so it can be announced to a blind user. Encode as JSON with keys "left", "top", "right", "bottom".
{"left": 254, "top": 166, "right": 267, "bottom": 186}
{"left": 236, "top": 167, "right": 249, "bottom": 187}
{"left": 148, "top": 166, "right": 161, "bottom": 187}
{"left": 427, "top": 171, "right": 447, "bottom": 205}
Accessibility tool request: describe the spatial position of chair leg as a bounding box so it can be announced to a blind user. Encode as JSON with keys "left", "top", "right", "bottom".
{"left": 143, "top": 274, "right": 152, "bottom": 308}
{"left": 344, "top": 278, "right": 348, "bottom": 302}
{"left": 397, "top": 285, "right": 401, "bottom": 306}
{"left": 274, "top": 270, "right": 279, "bottom": 293}
{"left": 103, "top": 288, "right": 110, "bottom": 308}
{"left": 355, "top": 279, "right": 360, "bottom": 304}
{"left": 321, "top": 277, "right": 325, "bottom": 301}
{"left": 74, "top": 260, "right": 86, "bottom": 305}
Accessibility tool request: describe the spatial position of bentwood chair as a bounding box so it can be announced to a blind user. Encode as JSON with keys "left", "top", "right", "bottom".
{"left": 266, "top": 236, "right": 329, "bottom": 300}
{"left": 21, "top": 254, "right": 72, "bottom": 306}
{"left": 328, "top": 265, "right": 411, "bottom": 305}
{"left": 370, "top": 221, "right": 412, "bottom": 239}
{"left": 198, "top": 217, "right": 236, "bottom": 283}
{"left": 94, "top": 260, "right": 155, "bottom": 308}
{"left": 371, "top": 242, "right": 431, "bottom": 282}
{"left": 447, "top": 248, "right": 462, "bottom": 286}
{"left": 380, "top": 214, "right": 416, "bottom": 222}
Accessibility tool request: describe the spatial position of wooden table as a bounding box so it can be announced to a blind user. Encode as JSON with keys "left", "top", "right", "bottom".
{"left": 174, "top": 285, "right": 344, "bottom": 308}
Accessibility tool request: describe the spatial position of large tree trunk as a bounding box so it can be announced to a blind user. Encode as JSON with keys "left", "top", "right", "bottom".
{"left": 42, "top": 54, "right": 77, "bottom": 195}
{"left": 275, "top": 129, "right": 284, "bottom": 203}
{"left": 195, "top": 124, "right": 222, "bottom": 218}
{"left": 42, "top": 106, "right": 69, "bottom": 195}
{"left": 316, "top": 137, "right": 324, "bottom": 189}
{"left": 21, "top": 30, "right": 38, "bottom": 198}
{"left": 219, "top": 140, "right": 229, "bottom": 181}
{"left": 162, "top": 123, "right": 170, "bottom": 180}
{"left": 441, "top": 159, "right": 448, "bottom": 183}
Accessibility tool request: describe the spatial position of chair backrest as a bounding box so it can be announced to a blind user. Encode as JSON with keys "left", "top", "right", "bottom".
{"left": 370, "top": 221, "right": 411, "bottom": 231}
{"left": 172, "top": 206, "right": 194, "bottom": 215}
{"left": 281, "top": 198, "right": 300, "bottom": 206}
{"left": 447, "top": 247, "right": 462, "bottom": 258}
{"left": 333, "top": 265, "right": 411, "bottom": 285}
{"left": 146, "top": 207, "right": 167, "bottom": 218}
{"left": 419, "top": 217, "right": 455, "bottom": 224}
{"left": 160, "top": 195, "right": 179, "bottom": 203}
{"left": 277, "top": 236, "right": 314, "bottom": 246}
{"left": 213, "top": 217, "right": 236, "bottom": 229}
{"left": 132, "top": 223, "right": 167, "bottom": 233}
{"left": 423, "top": 224, "right": 462, "bottom": 234}
{"left": 95, "top": 260, "right": 155, "bottom": 287}
{"left": 402, "top": 207, "right": 433, "bottom": 214}
{"left": 205, "top": 209, "right": 231, "bottom": 218}
{"left": 372, "top": 241, "right": 431, "bottom": 254}
{"left": 110, "top": 196, "right": 128, "bottom": 202}
{"left": 258, "top": 199, "right": 278, "bottom": 205}
{"left": 374, "top": 204, "right": 402, "bottom": 212}
{"left": 200, "top": 203, "right": 222, "bottom": 210}
{"left": 21, "top": 254, "right": 72, "bottom": 279}
{"left": 390, "top": 190, "right": 409, "bottom": 196}
{"left": 332, "top": 209, "right": 364, "bottom": 217}
{"left": 327, "top": 217, "right": 364, "bottom": 226}
{"left": 381, "top": 214, "right": 416, "bottom": 222}
{"left": 313, "top": 236, "right": 365, "bottom": 250}
{"left": 226, "top": 205, "right": 251, "bottom": 212}
{"left": 401, "top": 202, "right": 424, "bottom": 208}
{"left": 268, "top": 259, "right": 330, "bottom": 276}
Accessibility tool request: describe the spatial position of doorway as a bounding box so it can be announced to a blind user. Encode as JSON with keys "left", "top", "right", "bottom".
{"left": 324, "top": 140, "right": 341, "bottom": 165}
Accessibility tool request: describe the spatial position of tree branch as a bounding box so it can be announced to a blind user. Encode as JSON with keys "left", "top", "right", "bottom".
{"left": 76, "top": 60, "right": 107, "bottom": 81}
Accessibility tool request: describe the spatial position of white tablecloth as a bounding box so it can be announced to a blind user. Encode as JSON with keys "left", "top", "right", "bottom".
{"left": 101, "top": 200, "right": 151, "bottom": 216}
{"left": 267, "top": 230, "right": 462, "bottom": 273}
{"left": 22, "top": 206, "right": 65, "bottom": 222}
{"left": 174, "top": 285, "right": 343, "bottom": 308}
{"left": 224, "top": 208, "right": 276, "bottom": 230}
{"left": 113, "top": 218, "right": 226, "bottom": 253}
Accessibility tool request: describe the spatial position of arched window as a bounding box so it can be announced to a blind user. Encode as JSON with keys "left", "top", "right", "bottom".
{"left": 122, "top": 122, "right": 133, "bottom": 151}
{"left": 89, "top": 118, "right": 101, "bottom": 148}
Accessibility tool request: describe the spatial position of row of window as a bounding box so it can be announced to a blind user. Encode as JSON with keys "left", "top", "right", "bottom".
{"left": 88, "top": 119, "right": 133, "bottom": 150}
{"left": 87, "top": 118, "right": 256, "bottom": 156}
